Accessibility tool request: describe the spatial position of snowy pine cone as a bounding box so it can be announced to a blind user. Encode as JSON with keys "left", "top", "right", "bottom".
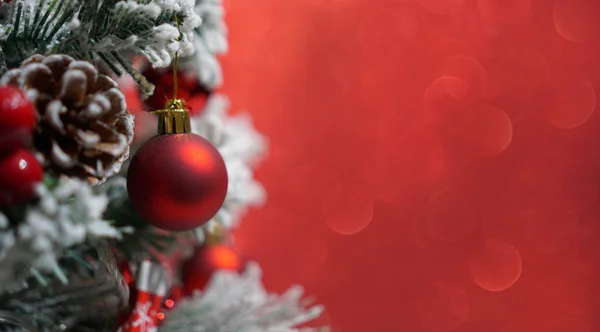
{"left": 0, "top": 54, "right": 134, "bottom": 185}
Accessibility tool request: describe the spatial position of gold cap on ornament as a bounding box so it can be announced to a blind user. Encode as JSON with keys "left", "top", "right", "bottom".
{"left": 204, "top": 223, "right": 228, "bottom": 245}
{"left": 152, "top": 16, "right": 191, "bottom": 135}
{"left": 152, "top": 98, "right": 192, "bottom": 134}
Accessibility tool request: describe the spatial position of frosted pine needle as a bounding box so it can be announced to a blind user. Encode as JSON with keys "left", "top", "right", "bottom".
{"left": 159, "top": 263, "right": 324, "bottom": 332}
{"left": 0, "top": 178, "right": 119, "bottom": 292}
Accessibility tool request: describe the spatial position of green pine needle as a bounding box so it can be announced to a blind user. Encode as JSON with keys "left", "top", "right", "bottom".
{"left": 1, "top": 0, "right": 193, "bottom": 96}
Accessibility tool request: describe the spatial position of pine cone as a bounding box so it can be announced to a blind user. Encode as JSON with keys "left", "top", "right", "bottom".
{"left": 0, "top": 54, "right": 134, "bottom": 185}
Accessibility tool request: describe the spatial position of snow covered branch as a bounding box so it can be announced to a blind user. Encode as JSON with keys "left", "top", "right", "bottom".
{"left": 0, "top": 177, "right": 120, "bottom": 293}
{"left": 160, "top": 263, "right": 324, "bottom": 332}
{"left": 192, "top": 0, "right": 228, "bottom": 88}
{"left": 0, "top": 0, "right": 201, "bottom": 96}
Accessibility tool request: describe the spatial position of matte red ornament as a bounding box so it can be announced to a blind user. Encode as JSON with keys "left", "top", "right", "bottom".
{"left": 127, "top": 120, "right": 228, "bottom": 231}
{"left": 0, "top": 149, "right": 43, "bottom": 205}
{"left": 129, "top": 56, "right": 226, "bottom": 231}
{"left": 143, "top": 66, "right": 209, "bottom": 114}
{"left": 181, "top": 245, "right": 245, "bottom": 295}
{"left": 0, "top": 86, "right": 36, "bottom": 152}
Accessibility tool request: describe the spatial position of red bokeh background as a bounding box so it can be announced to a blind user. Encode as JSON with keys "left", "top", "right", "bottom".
{"left": 218, "top": 0, "right": 600, "bottom": 331}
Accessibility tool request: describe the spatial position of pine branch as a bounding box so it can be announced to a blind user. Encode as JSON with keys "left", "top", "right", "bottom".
{"left": 0, "top": 0, "right": 201, "bottom": 97}
{"left": 0, "top": 243, "right": 127, "bottom": 332}
{"left": 0, "top": 175, "right": 121, "bottom": 295}
{"left": 159, "top": 263, "right": 325, "bottom": 332}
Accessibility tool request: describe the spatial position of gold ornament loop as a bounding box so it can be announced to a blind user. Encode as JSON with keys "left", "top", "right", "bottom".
{"left": 151, "top": 16, "right": 192, "bottom": 135}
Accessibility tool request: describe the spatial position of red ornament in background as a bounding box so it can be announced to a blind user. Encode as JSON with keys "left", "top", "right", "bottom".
{"left": 117, "top": 261, "right": 137, "bottom": 326}
{"left": 143, "top": 66, "right": 209, "bottom": 114}
{"left": 127, "top": 100, "right": 228, "bottom": 231}
{"left": 0, "top": 149, "right": 43, "bottom": 205}
{"left": 181, "top": 244, "right": 245, "bottom": 295}
{"left": 0, "top": 86, "right": 36, "bottom": 152}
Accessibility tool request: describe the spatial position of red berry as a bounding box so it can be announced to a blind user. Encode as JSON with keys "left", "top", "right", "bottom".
{"left": 0, "top": 149, "right": 43, "bottom": 206}
{"left": 0, "top": 86, "right": 36, "bottom": 152}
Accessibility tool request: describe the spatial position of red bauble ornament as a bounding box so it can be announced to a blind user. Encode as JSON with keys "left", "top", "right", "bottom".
{"left": 0, "top": 149, "right": 43, "bottom": 205}
{"left": 0, "top": 86, "right": 36, "bottom": 152}
{"left": 181, "top": 245, "right": 245, "bottom": 295}
{"left": 127, "top": 128, "right": 228, "bottom": 231}
{"left": 143, "top": 66, "right": 209, "bottom": 114}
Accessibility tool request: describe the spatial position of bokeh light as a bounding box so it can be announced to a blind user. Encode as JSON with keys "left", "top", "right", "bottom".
{"left": 224, "top": 0, "right": 600, "bottom": 330}
{"left": 423, "top": 76, "right": 472, "bottom": 124}
{"left": 543, "top": 76, "right": 595, "bottom": 129}
{"left": 434, "top": 56, "right": 486, "bottom": 96}
{"left": 553, "top": 0, "right": 600, "bottom": 43}
{"left": 321, "top": 182, "right": 374, "bottom": 235}
{"left": 459, "top": 103, "right": 513, "bottom": 157}
{"left": 469, "top": 239, "right": 522, "bottom": 291}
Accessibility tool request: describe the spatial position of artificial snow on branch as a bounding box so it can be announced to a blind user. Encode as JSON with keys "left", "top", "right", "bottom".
{"left": 193, "top": 0, "right": 228, "bottom": 89}
{"left": 0, "top": 177, "right": 120, "bottom": 293}
{"left": 159, "top": 262, "right": 324, "bottom": 332}
{"left": 191, "top": 94, "right": 267, "bottom": 230}
{"left": 0, "top": 0, "right": 201, "bottom": 97}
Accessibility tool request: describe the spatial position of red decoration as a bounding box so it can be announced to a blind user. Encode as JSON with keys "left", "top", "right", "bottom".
{"left": 181, "top": 245, "right": 245, "bottom": 295}
{"left": 0, "top": 149, "right": 43, "bottom": 205}
{"left": 127, "top": 133, "right": 228, "bottom": 231}
{"left": 143, "top": 67, "right": 209, "bottom": 114}
{"left": 0, "top": 86, "right": 36, "bottom": 152}
{"left": 117, "top": 261, "right": 137, "bottom": 327}
{"left": 155, "top": 284, "right": 182, "bottom": 326}
{"left": 118, "top": 261, "right": 167, "bottom": 332}
{"left": 163, "top": 284, "right": 183, "bottom": 308}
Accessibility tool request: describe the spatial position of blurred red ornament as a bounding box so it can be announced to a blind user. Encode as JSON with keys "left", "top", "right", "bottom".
{"left": 0, "top": 86, "right": 36, "bottom": 152}
{"left": 181, "top": 245, "right": 245, "bottom": 295}
{"left": 119, "top": 261, "right": 134, "bottom": 284}
{"left": 0, "top": 149, "right": 43, "bottom": 205}
{"left": 117, "top": 261, "right": 137, "bottom": 327}
{"left": 143, "top": 66, "right": 209, "bottom": 114}
{"left": 127, "top": 100, "right": 228, "bottom": 231}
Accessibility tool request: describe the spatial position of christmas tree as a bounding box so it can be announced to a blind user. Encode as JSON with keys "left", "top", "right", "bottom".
{"left": 0, "top": 1, "right": 324, "bottom": 331}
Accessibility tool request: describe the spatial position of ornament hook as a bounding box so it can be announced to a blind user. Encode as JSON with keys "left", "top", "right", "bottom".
{"left": 173, "top": 15, "right": 180, "bottom": 100}
{"left": 151, "top": 15, "right": 191, "bottom": 134}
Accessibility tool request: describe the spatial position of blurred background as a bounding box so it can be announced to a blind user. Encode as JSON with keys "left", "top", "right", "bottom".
{"left": 219, "top": 0, "right": 600, "bottom": 331}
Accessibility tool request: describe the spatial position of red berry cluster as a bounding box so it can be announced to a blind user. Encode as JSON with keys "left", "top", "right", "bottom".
{"left": 142, "top": 66, "right": 210, "bottom": 114}
{"left": 0, "top": 86, "right": 43, "bottom": 206}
